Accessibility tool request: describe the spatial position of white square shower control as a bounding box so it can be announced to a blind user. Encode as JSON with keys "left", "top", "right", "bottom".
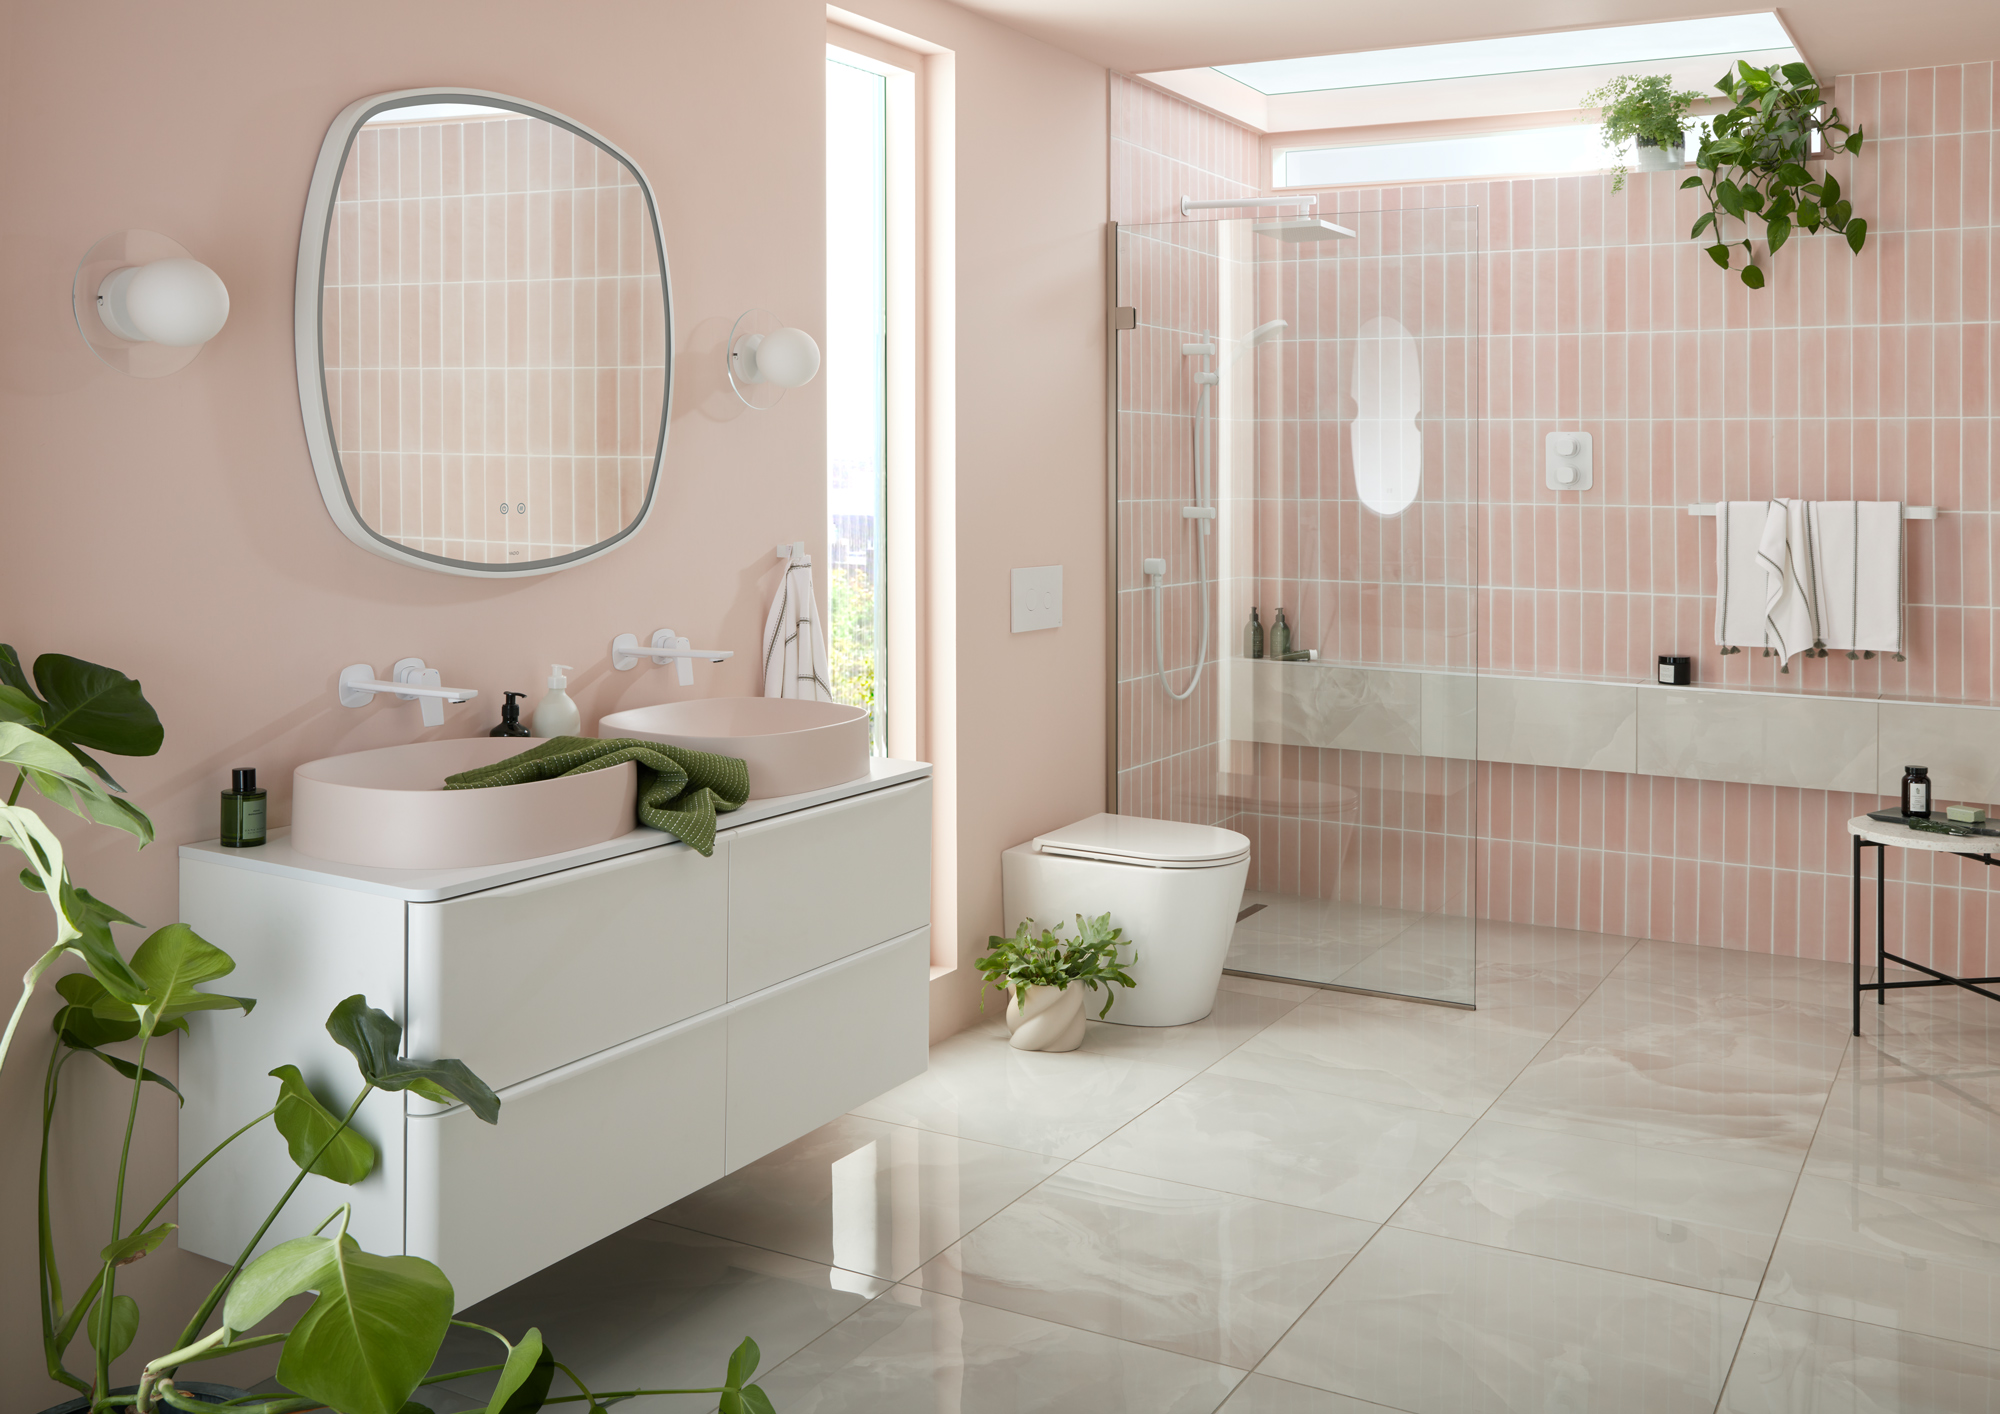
{"left": 1011, "top": 565, "right": 1063, "bottom": 632}
{"left": 1546, "top": 430, "right": 1593, "bottom": 491}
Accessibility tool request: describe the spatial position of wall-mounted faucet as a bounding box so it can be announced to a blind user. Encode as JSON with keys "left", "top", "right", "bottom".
{"left": 338, "top": 658, "right": 479, "bottom": 728}
{"left": 611, "top": 629, "right": 734, "bottom": 685}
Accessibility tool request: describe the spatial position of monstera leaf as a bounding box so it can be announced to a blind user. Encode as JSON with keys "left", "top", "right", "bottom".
{"left": 0, "top": 645, "right": 163, "bottom": 790}
{"left": 270, "top": 1065, "right": 376, "bottom": 1184}
{"left": 326, "top": 996, "right": 499, "bottom": 1124}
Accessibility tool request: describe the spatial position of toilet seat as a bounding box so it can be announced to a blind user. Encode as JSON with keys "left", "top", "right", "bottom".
{"left": 1032, "top": 813, "right": 1250, "bottom": 870}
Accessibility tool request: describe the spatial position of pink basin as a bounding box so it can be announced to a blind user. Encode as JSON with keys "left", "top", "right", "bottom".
{"left": 598, "top": 697, "right": 870, "bottom": 799}
{"left": 291, "top": 738, "right": 639, "bottom": 869}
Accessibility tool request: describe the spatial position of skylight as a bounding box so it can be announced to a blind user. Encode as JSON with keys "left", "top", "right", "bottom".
{"left": 1215, "top": 14, "right": 1797, "bottom": 95}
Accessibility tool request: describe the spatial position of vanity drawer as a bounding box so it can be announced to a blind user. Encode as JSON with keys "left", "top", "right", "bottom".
{"left": 406, "top": 1010, "right": 725, "bottom": 1311}
{"left": 726, "top": 779, "right": 931, "bottom": 997}
{"left": 407, "top": 840, "right": 729, "bottom": 1093}
{"left": 725, "top": 928, "right": 930, "bottom": 1169}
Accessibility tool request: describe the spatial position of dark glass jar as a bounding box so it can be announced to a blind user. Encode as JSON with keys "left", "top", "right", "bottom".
{"left": 1901, "top": 765, "right": 1933, "bottom": 820}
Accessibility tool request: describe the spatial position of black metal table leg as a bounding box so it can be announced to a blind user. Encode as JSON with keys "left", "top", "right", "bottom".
{"left": 1852, "top": 832, "right": 1862, "bottom": 1036}
{"left": 1877, "top": 841, "right": 1886, "bottom": 1005}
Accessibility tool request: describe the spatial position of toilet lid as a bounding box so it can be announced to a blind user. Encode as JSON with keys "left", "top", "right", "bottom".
{"left": 1033, "top": 813, "right": 1251, "bottom": 869}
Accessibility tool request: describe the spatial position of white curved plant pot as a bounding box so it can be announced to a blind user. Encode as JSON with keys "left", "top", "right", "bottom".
{"left": 1632, "top": 140, "right": 1685, "bottom": 172}
{"left": 1005, "top": 984, "right": 1087, "bottom": 1051}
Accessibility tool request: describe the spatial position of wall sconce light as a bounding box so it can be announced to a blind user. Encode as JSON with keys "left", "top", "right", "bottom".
{"left": 725, "top": 308, "right": 821, "bottom": 410}
{"left": 73, "top": 230, "right": 231, "bottom": 377}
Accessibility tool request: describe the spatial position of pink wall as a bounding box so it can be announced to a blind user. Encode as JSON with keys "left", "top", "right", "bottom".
{"left": 324, "top": 114, "right": 665, "bottom": 562}
{"left": 2, "top": 0, "right": 1104, "bottom": 1392}
{"left": 1115, "top": 63, "right": 2000, "bottom": 971}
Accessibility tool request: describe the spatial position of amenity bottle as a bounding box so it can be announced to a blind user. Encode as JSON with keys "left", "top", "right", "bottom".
{"left": 490, "top": 691, "right": 531, "bottom": 737}
{"left": 532, "top": 665, "right": 580, "bottom": 739}
{"left": 1902, "top": 765, "right": 1932, "bottom": 819}
{"left": 220, "top": 768, "right": 266, "bottom": 848}
{"left": 1245, "top": 608, "right": 1264, "bottom": 660}
{"left": 1270, "top": 607, "right": 1291, "bottom": 660}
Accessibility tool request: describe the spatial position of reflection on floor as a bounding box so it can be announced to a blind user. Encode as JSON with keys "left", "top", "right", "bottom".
{"left": 1225, "top": 892, "right": 1475, "bottom": 1004}
{"left": 421, "top": 922, "right": 2000, "bottom": 1413}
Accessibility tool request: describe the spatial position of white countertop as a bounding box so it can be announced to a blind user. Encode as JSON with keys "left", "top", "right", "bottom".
{"left": 180, "top": 758, "right": 931, "bottom": 902}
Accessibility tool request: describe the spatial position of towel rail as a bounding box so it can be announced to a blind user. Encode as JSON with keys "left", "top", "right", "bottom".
{"left": 1686, "top": 503, "right": 1938, "bottom": 520}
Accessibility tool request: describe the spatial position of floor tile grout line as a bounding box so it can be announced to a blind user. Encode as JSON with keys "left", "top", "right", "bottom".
{"left": 1232, "top": 929, "right": 1642, "bottom": 1402}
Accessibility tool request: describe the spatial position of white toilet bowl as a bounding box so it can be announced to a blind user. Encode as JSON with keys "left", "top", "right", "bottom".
{"left": 1001, "top": 813, "right": 1251, "bottom": 1027}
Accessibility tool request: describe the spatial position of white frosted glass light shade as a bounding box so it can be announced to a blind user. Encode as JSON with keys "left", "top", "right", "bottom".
{"left": 98, "top": 257, "right": 230, "bottom": 346}
{"left": 756, "top": 327, "right": 821, "bottom": 388}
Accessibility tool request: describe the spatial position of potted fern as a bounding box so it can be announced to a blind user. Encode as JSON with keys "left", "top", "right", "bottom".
{"left": 1583, "top": 74, "right": 1706, "bottom": 191}
{"left": 977, "top": 913, "right": 1136, "bottom": 1052}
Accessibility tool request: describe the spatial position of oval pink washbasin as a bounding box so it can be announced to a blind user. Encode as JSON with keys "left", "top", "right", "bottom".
{"left": 292, "top": 737, "right": 639, "bottom": 870}
{"left": 598, "top": 697, "right": 870, "bottom": 800}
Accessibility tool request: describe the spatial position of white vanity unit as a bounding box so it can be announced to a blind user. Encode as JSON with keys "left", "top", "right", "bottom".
{"left": 177, "top": 760, "right": 931, "bottom": 1309}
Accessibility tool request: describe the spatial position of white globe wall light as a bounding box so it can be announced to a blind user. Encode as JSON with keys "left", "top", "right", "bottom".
{"left": 73, "top": 230, "right": 231, "bottom": 377}
{"left": 725, "top": 308, "right": 821, "bottom": 409}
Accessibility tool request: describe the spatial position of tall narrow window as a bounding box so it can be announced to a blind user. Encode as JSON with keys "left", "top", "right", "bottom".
{"left": 826, "top": 53, "right": 890, "bottom": 751}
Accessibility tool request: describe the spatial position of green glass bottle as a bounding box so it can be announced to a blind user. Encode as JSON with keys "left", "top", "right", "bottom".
{"left": 1270, "top": 607, "right": 1292, "bottom": 660}
{"left": 1245, "top": 607, "right": 1264, "bottom": 659}
{"left": 220, "top": 768, "right": 267, "bottom": 848}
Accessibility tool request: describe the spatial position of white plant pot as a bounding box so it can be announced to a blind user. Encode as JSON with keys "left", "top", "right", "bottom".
{"left": 1632, "top": 139, "right": 1685, "bottom": 172}
{"left": 1005, "top": 983, "right": 1087, "bottom": 1051}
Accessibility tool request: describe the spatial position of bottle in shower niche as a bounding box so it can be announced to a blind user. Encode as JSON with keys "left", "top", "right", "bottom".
{"left": 1270, "top": 607, "right": 1291, "bottom": 661}
{"left": 220, "top": 768, "right": 267, "bottom": 848}
{"left": 1902, "top": 765, "right": 1933, "bottom": 819}
{"left": 1245, "top": 608, "right": 1264, "bottom": 659}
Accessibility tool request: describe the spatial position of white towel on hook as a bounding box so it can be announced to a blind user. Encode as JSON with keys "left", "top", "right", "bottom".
{"left": 1757, "top": 497, "right": 1818, "bottom": 664}
{"left": 762, "top": 549, "right": 833, "bottom": 702}
{"left": 1808, "top": 501, "right": 1904, "bottom": 655}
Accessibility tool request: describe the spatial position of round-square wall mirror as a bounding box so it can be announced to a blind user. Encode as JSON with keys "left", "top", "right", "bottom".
{"left": 296, "top": 88, "right": 671, "bottom": 576}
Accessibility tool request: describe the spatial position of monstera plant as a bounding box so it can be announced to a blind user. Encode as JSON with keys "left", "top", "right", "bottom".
{"left": 1686, "top": 60, "right": 1868, "bottom": 288}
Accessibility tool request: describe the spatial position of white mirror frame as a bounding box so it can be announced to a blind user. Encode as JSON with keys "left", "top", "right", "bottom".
{"left": 295, "top": 87, "right": 674, "bottom": 578}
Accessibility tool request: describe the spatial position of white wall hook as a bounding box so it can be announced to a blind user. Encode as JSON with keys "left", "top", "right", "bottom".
{"left": 775, "top": 541, "right": 812, "bottom": 567}
{"left": 338, "top": 659, "right": 479, "bottom": 728}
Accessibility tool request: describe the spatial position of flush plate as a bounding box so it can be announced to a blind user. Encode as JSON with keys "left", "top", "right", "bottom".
{"left": 1011, "top": 565, "right": 1063, "bottom": 632}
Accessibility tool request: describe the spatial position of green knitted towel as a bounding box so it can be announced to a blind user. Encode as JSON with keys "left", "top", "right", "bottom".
{"left": 443, "top": 736, "right": 750, "bottom": 857}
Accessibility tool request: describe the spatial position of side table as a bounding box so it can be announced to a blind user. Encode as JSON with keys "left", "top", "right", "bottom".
{"left": 1848, "top": 814, "right": 2000, "bottom": 1036}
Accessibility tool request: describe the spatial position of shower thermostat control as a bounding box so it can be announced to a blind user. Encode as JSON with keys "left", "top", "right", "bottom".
{"left": 1546, "top": 430, "right": 1593, "bottom": 492}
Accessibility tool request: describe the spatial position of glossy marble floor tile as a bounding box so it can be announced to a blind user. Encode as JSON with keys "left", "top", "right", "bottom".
{"left": 1217, "top": 1374, "right": 1407, "bottom": 1412}
{"left": 1225, "top": 933, "right": 1385, "bottom": 989}
{"left": 1760, "top": 1172, "right": 2000, "bottom": 1349}
{"left": 913, "top": 1162, "right": 1373, "bottom": 1368}
{"left": 1219, "top": 972, "right": 1324, "bottom": 1004}
{"left": 1719, "top": 1303, "right": 2000, "bottom": 1413}
{"left": 1082, "top": 1071, "right": 1471, "bottom": 1221}
{"left": 428, "top": 1221, "right": 889, "bottom": 1402}
{"left": 654, "top": 1113, "right": 1063, "bottom": 1281}
{"left": 1390, "top": 1118, "right": 1796, "bottom": 1297}
{"left": 1055, "top": 985, "right": 1306, "bottom": 1074}
{"left": 1260, "top": 1227, "right": 1753, "bottom": 1414}
{"left": 1806, "top": 1047, "right": 2000, "bottom": 1207}
{"left": 1211, "top": 994, "right": 1554, "bottom": 1117}
{"left": 753, "top": 1282, "right": 1247, "bottom": 1413}
{"left": 1329, "top": 914, "right": 1476, "bottom": 1004}
{"left": 852, "top": 1025, "right": 1192, "bottom": 1158}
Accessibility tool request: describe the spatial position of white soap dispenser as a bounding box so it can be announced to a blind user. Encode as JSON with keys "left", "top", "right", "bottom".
{"left": 532, "top": 664, "right": 580, "bottom": 739}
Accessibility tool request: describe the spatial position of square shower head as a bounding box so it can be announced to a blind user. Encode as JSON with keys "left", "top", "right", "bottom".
{"left": 1253, "top": 216, "right": 1357, "bottom": 243}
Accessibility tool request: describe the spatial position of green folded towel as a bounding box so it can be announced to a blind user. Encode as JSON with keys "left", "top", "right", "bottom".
{"left": 443, "top": 736, "right": 750, "bottom": 857}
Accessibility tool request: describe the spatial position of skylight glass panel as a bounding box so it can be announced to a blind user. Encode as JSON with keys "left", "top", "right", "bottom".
{"left": 1217, "top": 13, "right": 1796, "bottom": 94}
{"left": 1280, "top": 124, "right": 1621, "bottom": 185}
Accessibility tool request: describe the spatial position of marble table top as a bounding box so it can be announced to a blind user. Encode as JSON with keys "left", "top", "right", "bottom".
{"left": 1848, "top": 814, "right": 2000, "bottom": 854}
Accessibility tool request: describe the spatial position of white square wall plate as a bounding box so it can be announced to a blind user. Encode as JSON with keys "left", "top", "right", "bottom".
{"left": 1012, "top": 565, "right": 1063, "bottom": 632}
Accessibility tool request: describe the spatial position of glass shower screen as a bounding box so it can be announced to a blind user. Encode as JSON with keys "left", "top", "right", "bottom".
{"left": 1112, "top": 206, "right": 1481, "bottom": 1006}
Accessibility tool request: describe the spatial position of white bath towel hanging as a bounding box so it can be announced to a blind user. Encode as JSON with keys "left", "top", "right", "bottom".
{"left": 1714, "top": 501, "right": 1776, "bottom": 652}
{"left": 1808, "top": 501, "right": 1904, "bottom": 655}
{"left": 1757, "top": 497, "right": 1818, "bottom": 664}
{"left": 762, "top": 547, "right": 833, "bottom": 702}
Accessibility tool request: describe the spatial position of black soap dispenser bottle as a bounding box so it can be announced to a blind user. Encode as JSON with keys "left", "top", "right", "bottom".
{"left": 220, "top": 768, "right": 266, "bottom": 848}
{"left": 490, "top": 691, "right": 531, "bottom": 737}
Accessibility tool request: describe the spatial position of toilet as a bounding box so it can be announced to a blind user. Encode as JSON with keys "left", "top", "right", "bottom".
{"left": 1001, "top": 813, "right": 1252, "bottom": 1027}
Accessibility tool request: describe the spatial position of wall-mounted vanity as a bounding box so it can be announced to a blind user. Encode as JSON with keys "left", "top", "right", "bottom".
{"left": 177, "top": 761, "right": 931, "bottom": 1310}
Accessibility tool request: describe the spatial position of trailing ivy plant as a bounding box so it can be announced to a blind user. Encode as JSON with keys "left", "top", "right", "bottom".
{"left": 1583, "top": 74, "right": 1706, "bottom": 192}
{"left": 978, "top": 912, "right": 1137, "bottom": 1020}
{"left": 1686, "top": 60, "right": 1867, "bottom": 288}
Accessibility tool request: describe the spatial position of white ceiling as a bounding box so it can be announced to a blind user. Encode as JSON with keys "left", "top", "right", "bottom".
{"left": 946, "top": 0, "right": 1999, "bottom": 92}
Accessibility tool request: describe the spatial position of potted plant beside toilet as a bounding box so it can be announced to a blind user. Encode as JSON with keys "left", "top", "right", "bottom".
{"left": 1583, "top": 73, "right": 1706, "bottom": 191}
{"left": 978, "top": 913, "right": 1136, "bottom": 1051}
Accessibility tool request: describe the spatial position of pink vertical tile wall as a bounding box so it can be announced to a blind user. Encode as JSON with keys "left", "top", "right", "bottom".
{"left": 322, "top": 114, "right": 665, "bottom": 566}
{"left": 1115, "top": 63, "right": 2000, "bottom": 971}
{"left": 1114, "top": 75, "right": 1261, "bottom": 825}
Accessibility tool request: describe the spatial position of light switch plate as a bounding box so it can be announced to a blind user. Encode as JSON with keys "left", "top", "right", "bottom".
{"left": 1011, "top": 565, "right": 1063, "bottom": 632}
{"left": 1545, "top": 430, "right": 1593, "bottom": 492}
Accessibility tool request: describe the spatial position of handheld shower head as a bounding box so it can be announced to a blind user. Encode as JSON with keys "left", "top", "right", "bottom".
{"left": 1248, "top": 319, "right": 1287, "bottom": 345}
